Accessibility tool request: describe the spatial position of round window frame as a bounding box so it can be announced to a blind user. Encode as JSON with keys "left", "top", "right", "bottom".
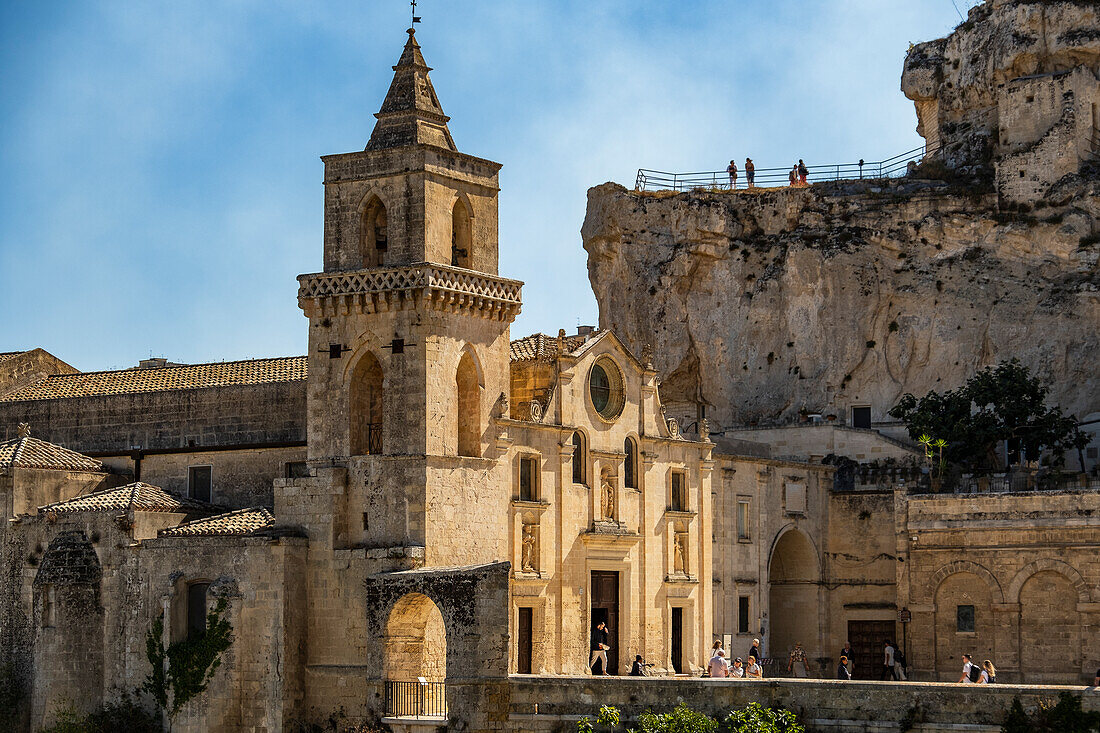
{"left": 587, "top": 357, "right": 625, "bottom": 422}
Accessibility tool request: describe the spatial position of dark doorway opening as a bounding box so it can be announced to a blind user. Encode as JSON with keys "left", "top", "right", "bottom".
{"left": 518, "top": 607, "right": 533, "bottom": 674}
{"left": 671, "top": 607, "right": 683, "bottom": 674}
{"left": 591, "top": 571, "right": 620, "bottom": 674}
{"left": 852, "top": 406, "right": 872, "bottom": 429}
{"left": 847, "top": 619, "right": 895, "bottom": 680}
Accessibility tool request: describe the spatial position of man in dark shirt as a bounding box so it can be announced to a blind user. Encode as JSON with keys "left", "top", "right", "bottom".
{"left": 838, "top": 656, "right": 852, "bottom": 680}
{"left": 747, "top": 638, "right": 761, "bottom": 668}
{"left": 629, "top": 655, "right": 647, "bottom": 676}
{"left": 589, "top": 621, "right": 610, "bottom": 675}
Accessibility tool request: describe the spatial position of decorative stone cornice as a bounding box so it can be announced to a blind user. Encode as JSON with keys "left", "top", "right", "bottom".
{"left": 297, "top": 263, "right": 522, "bottom": 322}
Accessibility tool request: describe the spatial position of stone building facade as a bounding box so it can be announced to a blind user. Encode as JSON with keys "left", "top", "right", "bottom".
{"left": 1, "top": 9, "right": 1098, "bottom": 733}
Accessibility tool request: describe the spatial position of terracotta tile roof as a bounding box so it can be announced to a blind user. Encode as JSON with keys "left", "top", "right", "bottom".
{"left": 510, "top": 332, "right": 594, "bottom": 363}
{"left": 0, "top": 351, "right": 26, "bottom": 365}
{"left": 38, "top": 482, "right": 213, "bottom": 514}
{"left": 0, "top": 356, "right": 307, "bottom": 402}
{"left": 159, "top": 506, "right": 275, "bottom": 537}
{"left": 0, "top": 434, "right": 104, "bottom": 472}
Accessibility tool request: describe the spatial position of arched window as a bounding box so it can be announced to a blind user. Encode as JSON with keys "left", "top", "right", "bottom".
{"left": 350, "top": 352, "right": 384, "bottom": 455}
{"left": 360, "top": 196, "right": 388, "bottom": 268}
{"left": 571, "top": 430, "right": 587, "bottom": 485}
{"left": 456, "top": 350, "right": 480, "bottom": 457}
{"left": 451, "top": 199, "right": 472, "bottom": 268}
{"left": 187, "top": 582, "right": 210, "bottom": 640}
{"left": 624, "top": 437, "right": 638, "bottom": 489}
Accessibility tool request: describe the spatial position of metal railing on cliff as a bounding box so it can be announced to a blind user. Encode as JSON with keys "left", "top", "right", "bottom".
{"left": 635, "top": 145, "right": 937, "bottom": 192}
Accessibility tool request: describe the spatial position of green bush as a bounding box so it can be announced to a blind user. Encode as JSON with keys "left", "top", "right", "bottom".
{"left": 721, "top": 702, "right": 805, "bottom": 733}
{"left": 638, "top": 702, "right": 718, "bottom": 733}
{"left": 38, "top": 692, "right": 159, "bottom": 733}
{"left": 1001, "top": 693, "right": 1100, "bottom": 733}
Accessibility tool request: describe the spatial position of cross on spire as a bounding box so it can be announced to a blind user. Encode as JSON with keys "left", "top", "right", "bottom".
{"left": 411, "top": 0, "right": 421, "bottom": 29}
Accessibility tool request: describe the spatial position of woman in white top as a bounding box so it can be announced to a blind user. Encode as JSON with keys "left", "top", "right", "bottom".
{"left": 746, "top": 655, "right": 764, "bottom": 678}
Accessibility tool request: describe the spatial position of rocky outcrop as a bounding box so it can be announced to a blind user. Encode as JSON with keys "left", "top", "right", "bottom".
{"left": 583, "top": 0, "right": 1100, "bottom": 431}
{"left": 902, "top": 0, "right": 1100, "bottom": 176}
{"left": 583, "top": 175, "right": 1100, "bottom": 429}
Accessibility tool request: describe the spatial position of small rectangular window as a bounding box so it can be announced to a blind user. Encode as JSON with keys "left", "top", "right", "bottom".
{"left": 957, "top": 604, "right": 975, "bottom": 633}
{"left": 519, "top": 456, "right": 537, "bottom": 501}
{"left": 671, "top": 471, "right": 687, "bottom": 512}
{"left": 852, "top": 406, "right": 872, "bottom": 429}
{"left": 738, "top": 596, "right": 750, "bottom": 634}
{"left": 737, "top": 500, "right": 751, "bottom": 540}
{"left": 187, "top": 583, "right": 210, "bottom": 641}
{"left": 285, "top": 461, "right": 309, "bottom": 479}
{"left": 188, "top": 466, "right": 212, "bottom": 502}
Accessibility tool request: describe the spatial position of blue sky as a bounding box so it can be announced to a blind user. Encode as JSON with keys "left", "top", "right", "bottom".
{"left": 0, "top": 1, "right": 974, "bottom": 371}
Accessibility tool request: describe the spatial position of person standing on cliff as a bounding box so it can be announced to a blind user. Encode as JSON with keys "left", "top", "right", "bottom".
{"left": 745, "top": 158, "right": 755, "bottom": 188}
{"left": 727, "top": 160, "right": 738, "bottom": 189}
{"left": 788, "top": 165, "right": 797, "bottom": 187}
{"left": 798, "top": 159, "right": 809, "bottom": 186}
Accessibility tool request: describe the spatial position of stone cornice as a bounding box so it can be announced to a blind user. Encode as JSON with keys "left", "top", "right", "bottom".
{"left": 297, "top": 263, "right": 522, "bottom": 322}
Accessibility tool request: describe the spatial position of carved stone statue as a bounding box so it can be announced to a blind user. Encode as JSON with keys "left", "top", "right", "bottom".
{"left": 641, "top": 343, "right": 654, "bottom": 370}
{"left": 674, "top": 534, "right": 686, "bottom": 574}
{"left": 521, "top": 524, "right": 537, "bottom": 572}
{"left": 602, "top": 474, "right": 615, "bottom": 520}
{"left": 493, "top": 391, "right": 509, "bottom": 418}
{"left": 16, "top": 423, "right": 30, "bottom": 438}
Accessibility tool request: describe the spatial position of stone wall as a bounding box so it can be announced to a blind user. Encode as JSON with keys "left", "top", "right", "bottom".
{"left": 899, "top": 488, "right": 1100, "bottom": 684}
{"left": 721, "top": 425, "right": 920, "bottom": 464}
{"left": 0, "top": 381, "right": 306, "bottom": 454}
{"left": 503, "top": 676, "right": 1100, "bottom": 733}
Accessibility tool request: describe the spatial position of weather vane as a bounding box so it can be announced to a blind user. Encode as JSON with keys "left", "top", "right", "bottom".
{"left": 411, "top": 0, "right": 421, "bottom": 28}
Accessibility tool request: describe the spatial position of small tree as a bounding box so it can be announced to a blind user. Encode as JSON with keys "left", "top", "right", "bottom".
{"left": 889, "top": 360, "right": 1088, "bottom": 471}
{"left": 143, "top": 598, "right": 233, "bottom": 729}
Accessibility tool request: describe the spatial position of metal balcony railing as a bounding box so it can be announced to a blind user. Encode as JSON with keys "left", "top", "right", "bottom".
{"left": 384, "top": 680, "right": 447, "bottom": 718}
{"left": 635, "top": 145, "right": 937, "bottom": 192}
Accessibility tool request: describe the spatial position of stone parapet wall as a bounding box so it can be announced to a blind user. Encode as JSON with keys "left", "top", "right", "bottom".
{"left": 503, "top": 676, "right": 1100, "bottom": 733}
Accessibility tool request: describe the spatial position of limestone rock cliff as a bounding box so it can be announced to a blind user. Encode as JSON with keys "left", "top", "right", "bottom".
{"left": 584, "top": 0, "right": 1100, "bottom": 431}
{"left": 583, "top": 175, "right": 1099, "bottom": 429}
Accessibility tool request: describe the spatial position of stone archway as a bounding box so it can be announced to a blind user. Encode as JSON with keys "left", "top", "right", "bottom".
{"left": 768, "top": 527, "right": 820, "bottom": 672}
{"left": 383, "top": 593, "right": 447, "bottom": 718}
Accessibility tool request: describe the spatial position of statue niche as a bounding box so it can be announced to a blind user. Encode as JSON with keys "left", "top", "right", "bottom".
{"left": 601, "top": 469, "right": 616, "bottom": 521}
{"left": 521, "top": 523, "right": 538, "bottom": 573}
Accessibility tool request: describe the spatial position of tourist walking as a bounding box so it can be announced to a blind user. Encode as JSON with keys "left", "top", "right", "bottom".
{"left": 840, "top": 641, "right": 853, "bottom": 676}
{"left": 883, "top": 640, "right": 897, "bottom": 680}
{"left": 727, "top": 160, "right": 738, "bottom": 189}
{"left": 708, "top": 649, "right": 730, "bottom": 678}
{"left": 589, "top": 621, "right": 610, "bottom": 675}
{"left": 788, "top": 642, "right": 809, "bottom": 678}
{"left": 958, "top": 654, "right": 975, "bottom": 683}
{"left": 745, "top": 158, "right": 755, "bottom": 188}
{"left": 798, "top": 159, "right": 808, "bottom": 185}
{"left": 837, "top": 656, "right": 852, "bottom": 680}
{"left": 746, "top": 655, "right": 763, "bottom": 678}
{"left": 730, "top": 657, "right": 745, "bottom": 678}
{"left": 788, "top": 165, "right": 797, "bottom": 187}
{"left": 747, "top": 638, "right": 761, "bottom": 666}
{"left": 977, "top": 660, "right": 996, "bottom": 684}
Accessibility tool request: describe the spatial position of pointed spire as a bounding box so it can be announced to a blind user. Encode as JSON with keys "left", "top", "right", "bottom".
{"left": 366, "top": 28, "right": 457, "bottom": 152}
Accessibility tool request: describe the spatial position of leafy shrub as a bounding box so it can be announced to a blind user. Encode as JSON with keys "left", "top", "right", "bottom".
{"left": 638, "top": 702, "right": 718, "bottom": 733}
{"left": 1001, "top": 693, "right": 1100, "bottom": 733}
{"left": 38, "top": 692, "right": 159, "bottom": 733}
{"left": 721, "top": 702, "right": 805, "bottom": 733}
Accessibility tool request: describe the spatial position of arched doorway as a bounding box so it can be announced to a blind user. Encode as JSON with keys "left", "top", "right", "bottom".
{"left": 768, "top": 528, "right": 820, "bottom": 674}
{"left": 383, "top": 593, "right": 447, "bottom": 717}
{"left": 350, "top": 352, "right": 383, "bottom": 455}
{"left": 451, "top": 199, "right": 472, "bottom": 268}
{"left": 360, "top": 196, "right": 388, "bottom": 268}
{"left": 934, "top": 572, "right": 994, "bottom": 681}
{"left": 456, "top": 349, "right": 480, "bottom": 457}
{"left": 1019, "top": 571, "right": 1078, "bottom": 684}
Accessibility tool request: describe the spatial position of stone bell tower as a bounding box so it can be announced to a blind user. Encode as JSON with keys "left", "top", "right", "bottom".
{"left": 294, "top": 28, "right": 522, "bottom": 557}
